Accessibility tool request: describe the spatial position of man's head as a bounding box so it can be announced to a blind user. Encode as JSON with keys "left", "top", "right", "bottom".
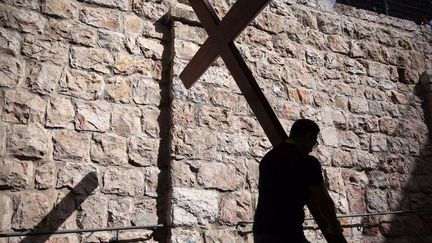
{"left": 289, "top": 119, "right": 320, "bottom": 153}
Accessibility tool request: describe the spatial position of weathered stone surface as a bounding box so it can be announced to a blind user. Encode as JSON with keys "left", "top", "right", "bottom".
{"left": 42, "top": 0, "right": 78, "bottom": 19}
{"left": 172, "top": 161, "right": 197, "bottom": 187}
{"left": 218, "top": 191, "right": 252, "bottom": 225}
{"left": 132, "top": 0, "right": 168, "bottom": 20}
{"left": 349, "top": 98, "right": 369, "bottom": 114}
{"left": 379, "top": 117, "right": 397, "bottom": 135}
{"left": 172, "top": 187, "right": 219, "bottom": 225}
{"left": 4, "top": 90, "right": 46, "bottom": 124}
{"left": 0, "top": 194, "right": 12, "bottom": 230}
{"left": 59, "top": 69, "right": 104, "bottom": 100}
{"left": 197, "top": 162, "right": 243, "bottom": 191}
{"left": 0, "top": 123, "right": 6, "bottom": 155}
{"left": 97, "top": 29, "right": 124, "bottom": 52}
{"left": 84, "top": 0, "right": 129, "bottom": 10}
{"left": 324, "top": 167, "right": 346, "bottom": 192}
{"left": 57, "top": 162, "right": 99, "bottom": 194}
{"left": 321, "top": 127, "right": 339, "bottom": 147}
{"left": 129, "top": 136, "right": 159, "bottom": 167}
{"left": 0, "top": 54, "right": 23, "bottom": 88}
{"left": 338, "top": 131, "right": 360, "bottom": 148}
{"left": 46, "top": 97, "right": 74, "bottom": 128}
{"left": 105, "top": 75, "right": 133, "bottom": 103}
{"left": 22, "top": 35, "right": 68, "bottom": 65}
{"left": 133, "top": 77, "right": 160, "bottom": 105}
{"left": 317, "top": 14, "right": 341, "bottom": 34}
{"left": 102, "top": 167, "right": 144, "bottom": 196}
{"left": 11, "top": 191, "right": 53, "bottom": 230}
{"left": 26, "top": 62, "right": 63, "bottom": 95}
{"left": 371, "top": 133, "right": 388, "bottom": 152}
{"left": 8, "top": 123, "right": 50, "bottom": 159}
{"left": 53, "top": 130, "right": 90, "bottom": 161}
{"left": 328, "top": 35, "right": 349, "bottom": 54}
{"left": 0, "top": 4, "right": 45, "bottom": 33}
{"left": 137, "top": 37, "right": 164, "bottom": 60}
{"left": 35, "top": 162, "right": 57, "bottom": 189}
{"left": 131, "top": 198, "right": 158, "bottom": 225}
{"left": 144, "top": 167, "right": 159, "bottom": 197}
{"left": 91, "top": 133, "right": 127, "bottom": 166}
{"left": 365, "top": 188, "right": 388, "bottom": 212}
{"left": 78, "top": 195, "right": 108, "bottom": 228}
{"left": 46, "top": 19, "right": 98, "bottom": 47}
{"left": 70, "top": 47, "right": 113, "bottom": 74}
{"left": 80, "top": 7, "right": 122, "bottom": 31}
{"left": 363, "top": 60, "right": 390, "bottom": 79}
{"left": 111, "top": 105, "right": 141, "bottom": 137}
{"left": 142, "top": 106, "right": 160, "bottom": 138}
{"left": 174, "top": 39, "right": 200, "bottom": 60}
{"left": 118, "top": 229, "right": 154, "bottom": 242}
{"left": 125, "top": 14, "right": 144, "bottom": 36}
{"left": 0, "top": 27, "right": 21, "bottom": 56}
{"left": 108, "top": 198, "right": 132, "bottom": 227}
{"left": 75, "top": 101, "right": 111, "bottom": 132}
{"left": 114, "top": 52, "right": 161, "bottom": 78}
{"left": 0, "top": 158, "right": 33, "bottom": 190}
{"left": 171, "top": 228, "right": 202, "bottom": 243}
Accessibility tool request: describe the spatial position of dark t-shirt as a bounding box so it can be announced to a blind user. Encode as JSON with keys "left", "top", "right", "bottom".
{"left": 253, "top": 142, "right": 324, "bottom": 237}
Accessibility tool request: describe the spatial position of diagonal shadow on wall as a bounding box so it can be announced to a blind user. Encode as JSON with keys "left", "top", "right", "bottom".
{"left": 382, "top": 71, "right": 432, "bottom": 241}
{"left": 19, "top": 172, "right": 98, "bottom": 243}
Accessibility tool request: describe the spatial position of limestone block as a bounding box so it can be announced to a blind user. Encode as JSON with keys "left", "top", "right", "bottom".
{"left": 11, "top": 191, "right": 54, "bottom": 230}
{"left": 125, "top": 14, "right": 144, "bottom": 36}
{"left": 324, "top": 52, "right": 344, "bottom": 70}
{"left": 70, "top": 47, "right": 113, "bottom": 74}
{"left": 128, "top": 136, "right": 159, "bottom": 167}
{"left": 97, "top": 29, "right": 124, "bottom": 52}
{"left": 0, "top": 123, "right": 6, "bottom": 155}
{"left": 174, "top": 39, "right": 199, "bottom": 60}
{"left": 132, "top": 0, "right": 168, "bottom": 20}
{"left": 0, "top": 27, "right": 21, "bottom": 56}
{"left": 0, "top": 194, "right": 12, "bottom": 230}
{"left": 111, "top": 105, "right": 141, "bottom": 137}
{"left": 56, "top": 162, "right": 99, "bottom": 194}
{"left": 317, "top": 14, "right": 341, "bottom": 34}
{"left": 297, "top": 88, "right": 314, "bottom": 105}
{"left": 142, "top": 106, "right": 160, "bottom": 138}
{"left": 197, "top": 162, "right": 243, "bottom": 191}
{"left": 293, "top": 7, "right": 318, "bottom": 29}
{"left": 118, "top": 229, "right": 154, "bottom": 242}
{"left": 390, "top": 91, "right": 409, "bottom": 104}
{"left": 305, "top": 48, "right": 324, "bottom": 66}
{"left": 132, "top": 77, "right": 160, "bottom": 105}
{"left": 75, "top": 101, "right": 111, "bottom": 132}
{"left": 217, "top": 132, "right": 250, "bottom": 156}
{"left": 53, "top": 130, "right": 90, "bottom": 161}
{"left": 8, "top": 123, "right": 50, "bottom": 159}
{"left": 35, "top": 162, "right": 57, "bottom": 189}
{"left": 108, "top": 198, "right": 132, "bottom": 227}
{"left": 0, "top": 158, "right": 33, "bottom": 190}
{"left": 365, "top": 188, "right": 388, "bottom": 212}
{"left": 346, "top": 185, "right": 366, "bottom": 213}
{"left": 218, "top": 191, "right": 252, "bottom": 225}
{"left": 321, "top": 127, "right": 339, "bottom": 147}
{"left": 78, "top": 195, "right": 108, "bottom": 228}
{"left": 204, "top": 230, "right": 243, "bottom": 242}
{"left": 364, "top": 61, "right": 390, "bottom": 79}
{"left": 114, "top": 52, "right": 161, "bottom": 79}
{"left": 4, "top": 90, "right": 46, "bottom": 124}
{"left": 328, "top": 35, "right": 349, "bottom": 54}
{"left": 144, "top": 167, "right": 159, "bottom": 197}
{"left": 143, "top": 20, "right": 167, "bottom": 40}
{"left": 379, "top": 117, "right": 397, "bottom": 135}
{"left": 90, "top": 133, "right": 128, "bottom": 166}
{"left": 102, "top": 167, "right": 144, "bottom": 196}
{"left": 367, "top": 170, "right": 389, "bottom": 189}
{"left": 0, "top": 54, "right": 23, "bottom": 88}
{"left": 172, "top": 187, "right": 219, "bottom": 225}
{"left": 349, "top": 98, "right": 369, "bottom": 114}
{"left": 344, "top": 58, "right": 366, "bottom": 74}
{"left": 355, "top": 149, "right": 378, "bottom": 170}
{"left": 46, "top": 19, "right": 97, "bottom": 47}
{"left": 171, "top": 161, "right": 197, "bottom": 187}
{"left": 46, "top": 97, "right": 74, "bottom": 128}
{"left": 137, "top": 37, "right": 164, "bottom": 60}
{"left": 171, "top": 228, "right": 202, "bottom": 243}
{"left": 338, "top": 131, "right": 360, "bottom": 149}
{"left": 131, "top": 198, "right": 158, "bottom": 225}
{"left": 362, "top": 41, "right": 389, "bottom": 64}
{"left": 0, "top": 4, "right": 45, "bottom": 33}
{"left": 42, "top": 0, "right": 78, "bottom": 19}
{"left": 349, "top": 40, "right": 364, "bottom": 58}
{"left": 59, "top": 68, "right": 104, "bottom": 100}
{"left": 105, "top": 75, "right": 133, "bottom": 103}
{"left": 174, "top": 22, "right": 207, "bottom": 44}
{"left": 80, "top": 7, "right": 122, "bottom": 31}
{"left": 324, "top": 167, "right": 346, "bottom": 192}
{"left": 370, "top": 133, "right": 387, "bottom": 152}
{"left": 83, "top": 0, "right": 129, "bottom": 11}
{"left": 246, "top": 160, "right": 259, "bottom": 192}
{"left": 22, "top": 35, "right": 69, "bottom": 65}
{"left": 25, "top": 61, "right": 63, "bottom": 95}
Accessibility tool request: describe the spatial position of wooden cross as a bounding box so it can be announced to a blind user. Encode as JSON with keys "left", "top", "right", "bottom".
{"left": 180, "top": 0, "right": 288, "bottom": 146}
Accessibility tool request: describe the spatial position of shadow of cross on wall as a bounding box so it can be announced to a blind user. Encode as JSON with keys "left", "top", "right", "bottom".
{"left": 19, "top": 172, "right": 98, "bottom": 243}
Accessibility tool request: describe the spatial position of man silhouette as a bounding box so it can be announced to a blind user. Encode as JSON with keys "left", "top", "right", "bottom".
{"left": 253, "top": 119, "right": 347, "bottom": 243}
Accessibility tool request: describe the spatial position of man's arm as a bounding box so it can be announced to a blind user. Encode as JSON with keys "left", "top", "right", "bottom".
{"left": 308, "top": 183, "right": 347, "bottom": 243}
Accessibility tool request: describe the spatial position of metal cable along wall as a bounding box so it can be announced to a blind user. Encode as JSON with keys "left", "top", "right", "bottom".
{"left": 336, "top": 0, "right": 432, "bottom": 24}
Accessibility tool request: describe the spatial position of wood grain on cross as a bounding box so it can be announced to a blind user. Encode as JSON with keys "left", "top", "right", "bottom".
{"left": 179, "top": 0, "right": 288, "bottom": 146}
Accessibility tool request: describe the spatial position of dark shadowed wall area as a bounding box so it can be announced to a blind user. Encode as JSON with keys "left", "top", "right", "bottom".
{"left": 0, "top": 0, "right": 431, "bottom": 242}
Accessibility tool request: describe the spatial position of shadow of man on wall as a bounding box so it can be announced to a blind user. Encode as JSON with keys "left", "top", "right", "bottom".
{"left": 19, "top": 172, "right": 98, "bottom": 243}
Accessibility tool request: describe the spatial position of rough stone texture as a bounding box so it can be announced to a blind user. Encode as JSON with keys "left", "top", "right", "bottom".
{"left": 53, "top": 130, "right": 90, "bottom": 161}
{"left": 111, "top": 105, "right": 141, "bottom": 137}
{"left": 4, "top": 90, "right": 46, "bottom": 124}
{"left": 105, "top": 75, "right": 133, "bottom": 103}
{"left": 218, "top": 191, "right": 253, "bottom": 226}
{"left": 197, "top": 162, "right": 243, "bottom": 191}
{"left": 0, "top": 54, "right": 24, "bottom": 88}
{"left": 42, "top": 0, "right": 78, "bottom": 19}
{"left": 90, "top": 133, "right": 128, "bottom": 165}
{"left": 78, "top": 195, "right": 108, "bottom": 228}
{"left": 0, "top": 4, "right": 46, "bottom": 34}
{"left": 108, "top": 197, "right": 132, "bottom": 227}
{"left": 59, "top": 69, "right": 105, "bottom": 100}
{"left": 11, "top": 191, "right": 54, "bottom": 230}
{"left": 46, "top": 97, "right": 75, "bottom": 128}
{"left": 0, "top": 158, "right": 33, "bottom": 190}
{"left": 56, "top": 162, "right": 99, "bottom": 194}
{"left": 70, "top": 47, "right": 113, "bottom": 74}
{"left": 25, "top": 61, "right": 63, "bottom": 95}
{"left": 22, "top": 35, "right": 69, "bottom": 65}
{"left": 131, "top": 198, "right": 158, "bottom": 225}
{"left": 8, "top": 123, "right": 51, "bottom": 159}
{"left": 102, "top": 167, "right": 144, "bottom": 196}
{"left": 0, "top": 27, "right": 21, "bottom": 56}
{"left": 35, "top": 162, "right": 57, "bottom": 189}
{"left": 75, "top": 101, "right": 111, "bottom": 132}
{"left": 80, "top": 6, "right": 122, "bottom": 31}
{"left": 0, "top": 194, "right": 12, "bottom": 230}
{"left": 128, "top": 136, "right": 159, "bottom": 167}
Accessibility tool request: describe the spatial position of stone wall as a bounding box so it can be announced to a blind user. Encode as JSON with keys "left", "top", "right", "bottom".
{"left": 0, "top": 0, "right": 432, "bottom": 242}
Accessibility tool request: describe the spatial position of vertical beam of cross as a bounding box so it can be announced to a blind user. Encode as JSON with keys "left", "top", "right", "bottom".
{"left": 180, "top": 0, "right": 288, "bottom": 146}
